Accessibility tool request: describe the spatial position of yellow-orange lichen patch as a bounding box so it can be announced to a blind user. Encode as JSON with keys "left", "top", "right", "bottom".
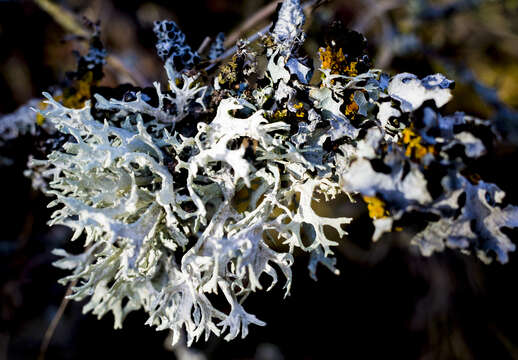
{"left": 36, "top": 71, "right": 96, "bottom": 125}
{"left": 363, "top": 195, "right": 389, "bottom": 219}
{"left": 319, "top": 46, "right": 358, "bottom": 77}
{"left": 320, "top": 46, "right": 346, "bottom": 73}
{"left": 61, "top": 71, "right": 95, "bottom": 109}
{"left": 400, "top": 128, "right": 435, "bottom": 161}
{"left": 272, "top": 109, "right": 287, "bottom": 121}
{"left": 293, "top": 102, "right": 305, "bottom": 118}
{"left": 345, "top": 93, "right": 359, "bottom": 116}
{"left": 36, "top": 101, "right": 49, "bottom": 126}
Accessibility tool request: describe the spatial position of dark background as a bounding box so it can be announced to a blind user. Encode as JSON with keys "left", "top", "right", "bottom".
{"left": 2, "top": 0, "right": 518, "bottom": 359}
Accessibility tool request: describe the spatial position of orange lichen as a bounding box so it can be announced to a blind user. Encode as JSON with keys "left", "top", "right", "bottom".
{"left": 400, "top": 128, "right": 435, "bottom": 161}
{"left": 363, "top": 196, "right": 389, "bottom": 219}
{"left": 36, "top": 71, "right": 96, "bottom": 125}
{"left": 217, "top": 54, "right": 241, "bottom": 87}
{"left": 319, "top": 46, "right": 358, "bottom": 77}
{"left": 36, "top": 101, "right": 49, "bottom": 126}
{"left": 272, "top": 109, "right": 287, "bottom": 121}
{"left": 61, "top": 71, "right": 95, "bottom": 109}
{"left": 320, "top": 46, "right": 346, "bottom": 73}
{"left": 293, "top": 102, "right": 305, "bottom": 118}
{"left": 345, "top": 93, "right": 359, "bottom": 116}
{"left": 346, "top": 61, "right": 358, "bottom": 77}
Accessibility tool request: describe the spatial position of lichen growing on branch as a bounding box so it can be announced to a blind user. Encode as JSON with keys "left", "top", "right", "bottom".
{"left": 16, "top": 0, "right": 518, "bottom": 346}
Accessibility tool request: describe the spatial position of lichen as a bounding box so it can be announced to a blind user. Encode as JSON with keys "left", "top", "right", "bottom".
{"left": 14, "top": 0, "right": 516, "bottom": 347}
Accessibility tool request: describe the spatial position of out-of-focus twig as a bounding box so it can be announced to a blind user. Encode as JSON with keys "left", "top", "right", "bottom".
{"left": 34, "top": 0, "right": 89, "bottom": 38}
{"left": 489, "top": 323, "right": 518, "bottom": 360}
{"left": 37, "top": 278, "right": 78, "bottom": 360}
{"left": 207, "top": 0, "right": 319, "bottom": 71}
{"left": 352, "top": 0, "right": 403, "bottom": 33}
{"left": 224, "top": 0, "right": 283, "bottom": 48}
{"left": 105, "top": 56, "right": 149, "bottom": 87}
{"left": 34, "top": 0, "right": 148, "bottom": 87}
{"left": 206, "top": 25, "right": 270, "bottom": 71}
{"left": 197, "top": 36, "right": 212, "bottom": 54}
{"left": 367, "top": 0, "right": 397, "bottom": 69}
{"left": 415, "top": 0, "right": 482, "bottom": 21}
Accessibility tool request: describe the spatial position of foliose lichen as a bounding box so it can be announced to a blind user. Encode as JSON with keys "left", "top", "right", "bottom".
{"left": 17, "top": 0, "right": 517, "bottom": 346}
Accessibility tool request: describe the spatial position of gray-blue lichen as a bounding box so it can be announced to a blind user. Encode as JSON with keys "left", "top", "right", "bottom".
{"left": 21, "top": 0, "right": 518, "bottom": 347}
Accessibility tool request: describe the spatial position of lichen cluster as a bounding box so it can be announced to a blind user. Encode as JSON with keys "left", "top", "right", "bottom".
{"left": 23, "top": 0, "right": 518, "bottom": 346}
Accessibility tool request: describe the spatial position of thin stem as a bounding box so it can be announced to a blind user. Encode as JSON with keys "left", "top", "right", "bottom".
{"left": 37, "top": 278, "right": 78, "bottom": 360}
{"left": 197, "top": 36, "right": 212, "bottom": 54}
{"left": 206, "top": 0, "right": 320, "bottom": 71}
{"left": 106, "top": 55, "right": 149, "bottom": 87}
{"left": 224, "top": 0, "right": 283, "bottom": 48}
{"left": 34, "top": 0, "right": 89, "bottom": 38}
{"left": 35, "top": 0, "right": 148, "bottom": 87}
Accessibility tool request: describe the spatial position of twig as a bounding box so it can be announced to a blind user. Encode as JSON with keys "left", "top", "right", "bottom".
{"left": 352, "top": 0, "right": 403, "bottom": 33}
{"left": 105, "top": 55, "right": 149, "bottom": 87}
{"left": 38, "top": 278, "right": 78, "bottom": 360}
{"left": 311, "top": 0, "right": 333, "bottom": 13}
{"left": 34, "top": 0, "right": 89, "bottom": 38}
{"left": 206, "top": 0, "right": 320, "bottom": 71}
{"left": 197, "top": 36, "right": 212, "bottom": 54}
{"left": 416, "top": 0, "right": 482, "bottom": 21}
{"left": 224, "top": 0, "right": 283, "bottom": 48}
{"left": 205, "top": 25, "right": 270, "bottom": 71}
{"left": 34, "top": 0, "right": 148, "bottom": 87}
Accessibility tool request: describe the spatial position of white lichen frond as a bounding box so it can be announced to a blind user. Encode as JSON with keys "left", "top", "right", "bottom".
{"left": 34, "top": 20, "right": 352, "bottom": 343}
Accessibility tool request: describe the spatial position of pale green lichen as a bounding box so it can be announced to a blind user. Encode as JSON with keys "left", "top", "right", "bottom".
{"left": 31, "top": 41, "right": 350, "bottom": 345}
{"left": 19, "top": 0, "right": 518, "bottom": 348}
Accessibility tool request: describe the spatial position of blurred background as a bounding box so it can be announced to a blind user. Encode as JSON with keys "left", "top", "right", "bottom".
{"left": 2, "top": 0, "right": 518, "bottom": 359}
